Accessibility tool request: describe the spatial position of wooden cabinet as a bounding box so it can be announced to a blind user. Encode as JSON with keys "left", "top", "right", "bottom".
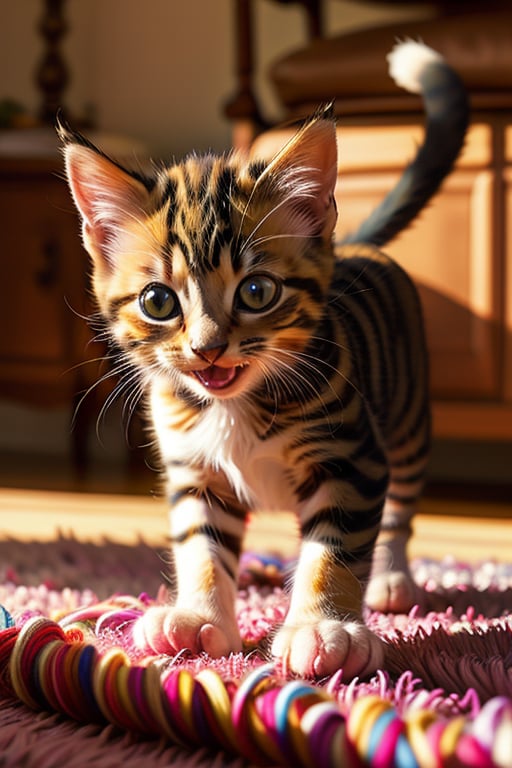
{"left": 252, "top": 119, "right": 512, "bottom": 440}
{"left": 334, "top": 124, "right": 500, "bottom": 401}
{"left": 503, "top": 126, "right": 512, "bottom": 406}
{"left": 0, "top": 156, "right": 99, "bottom": 465}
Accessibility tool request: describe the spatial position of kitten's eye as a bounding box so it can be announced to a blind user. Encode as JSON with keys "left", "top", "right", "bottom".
{"left": 139, "top": 283, "right": 180, "bottom": 321}
{"left": 236, "top": 274, "right": 280, "bottom": 313}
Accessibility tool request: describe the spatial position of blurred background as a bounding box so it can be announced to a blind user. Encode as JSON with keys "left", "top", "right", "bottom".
{"left": 0, "top": 0, "right": 510, "bottom": 502}
{"left": 1, "top": 0, "right": 428, "bottom": 157}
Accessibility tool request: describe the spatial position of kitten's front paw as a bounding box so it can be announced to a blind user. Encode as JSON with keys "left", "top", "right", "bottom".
{"left": 132, "top": 606, "right": 242, "bottom": 658}
{"left": 271, "top": 619, "right": 384, "bottom": 679}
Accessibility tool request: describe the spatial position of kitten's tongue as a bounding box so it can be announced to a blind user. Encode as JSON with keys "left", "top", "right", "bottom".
{"left": 194, "top": 365, "right": 237, "bottom": 390}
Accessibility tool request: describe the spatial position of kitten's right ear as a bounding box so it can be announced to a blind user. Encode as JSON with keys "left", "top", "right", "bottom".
{"left": 251, "top": 104, "right": 338, "bottom": 239}
{"left": 58, "top": 120, "right": 151, "bottom": 270}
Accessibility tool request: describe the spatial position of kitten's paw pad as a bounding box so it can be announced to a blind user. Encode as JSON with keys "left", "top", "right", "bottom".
{"left": 365, "top": 571, "right": 417, "bottom": 613}
{"left": 271, "top": 619, "right": 384, "bottom": 679}
{"left": 132, "top": 606, "right": 241, "bottom": 658}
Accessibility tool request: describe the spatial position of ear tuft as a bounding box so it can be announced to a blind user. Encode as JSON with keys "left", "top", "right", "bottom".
{"left": 56, "top": 112, "right": 82, "bottom": 147}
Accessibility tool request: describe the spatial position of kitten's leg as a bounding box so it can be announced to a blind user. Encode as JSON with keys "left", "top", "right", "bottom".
{"left": 365, "top": 499, "right": 416, "bottom": 613}
{"left": 366, "top": 425, "right": 430, "bottom": 613}
{"left": 272, "top": 462, "right": 388, "bottom": 678}
{"left": 134, "top": 491, "right": 245, "bottom": 657}
{"left": 272, "top": 542, "right": 385, "bottom": 679}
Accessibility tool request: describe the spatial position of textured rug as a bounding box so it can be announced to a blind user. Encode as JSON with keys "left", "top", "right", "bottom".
{"left": 0, "top": 537, "right": 511, "bottom": 767}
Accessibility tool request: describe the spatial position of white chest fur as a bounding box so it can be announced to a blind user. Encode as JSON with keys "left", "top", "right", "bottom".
{"left": 152, "top": 391, "right": 296, "bottom": 512}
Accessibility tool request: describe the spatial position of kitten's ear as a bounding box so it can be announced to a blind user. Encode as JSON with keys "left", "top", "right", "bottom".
{"left": 58, "top": 122, "right": 151, "bottom": 270}
{"left": 257, "top": 105, "right": 338, "bottom": 237}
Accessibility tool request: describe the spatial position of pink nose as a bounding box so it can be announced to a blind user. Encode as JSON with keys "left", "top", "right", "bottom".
{"left": 190, "top": 342, "right": 228, "bottom": 364}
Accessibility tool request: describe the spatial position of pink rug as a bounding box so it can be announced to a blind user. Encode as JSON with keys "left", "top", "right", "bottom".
{"left": 0, "top": 538, "right": 511, "bottom": 767}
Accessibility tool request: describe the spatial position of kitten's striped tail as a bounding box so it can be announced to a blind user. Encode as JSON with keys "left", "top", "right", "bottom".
{"left": 341, "top": 40, "right": 469, "bottom": 248}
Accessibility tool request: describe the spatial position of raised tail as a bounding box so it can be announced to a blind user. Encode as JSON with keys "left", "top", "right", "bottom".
{"left": 340, "top": 40, "right": 469, "bottom": 248}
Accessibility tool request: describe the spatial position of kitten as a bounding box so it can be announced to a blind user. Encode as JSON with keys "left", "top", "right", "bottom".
{"left": 60, "top": 41, "right": 468, "bottom": 678}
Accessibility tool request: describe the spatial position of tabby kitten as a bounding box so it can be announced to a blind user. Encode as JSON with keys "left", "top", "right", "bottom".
{"left": 60, "top": 42, "right": 468, "bottom": 678}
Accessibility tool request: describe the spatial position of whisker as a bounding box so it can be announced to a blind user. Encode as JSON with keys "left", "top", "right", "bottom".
{"left": 259, "top": 349, "right": 327, "bottom": 422}
{"left": 70, "top": 348, "right": 143, "bottom": 445}
{"left": 63, "top": 347, "right": 118, "bottom": 378}
{"left": 299, "top": 340, "right": 364, "bottom": 400}
{"left": 94, "top": 365, "right": 144, "bottom": 447}
{"left": 241, "top": 231, "right": 310, "bottom": 254}
{"left": 238, "top": 190, "right": 313, "bottom": 262}
{"left": 260, "top": 344, "right": 355, "bottom": 433}
{"left": 63, "top": 297, "right": 95, "bottom": 324}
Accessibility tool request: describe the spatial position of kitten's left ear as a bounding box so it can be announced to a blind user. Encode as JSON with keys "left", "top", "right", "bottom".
{"left": 58, "top": 120, "right": 151, "bottom": 271}
{"left": 256, "top": 105, "right": 338, "bottom": 237}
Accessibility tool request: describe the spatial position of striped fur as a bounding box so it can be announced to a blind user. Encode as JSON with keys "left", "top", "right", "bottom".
{"left": 60, "top": 42, "right": 468, "bottom": 678}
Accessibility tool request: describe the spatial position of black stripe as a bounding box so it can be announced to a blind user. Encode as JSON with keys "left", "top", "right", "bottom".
{"left": 169, "top": 523, "right": 241, "bottom": 556}
{"left": 332, "top": 257, "right": 400, "bottom": 411}
{"left": 301, "top": 502, "right": 383, "bottom": 538}
{"left": 168, "top": 232, "right": 192, "bottom": 266}
{"left": 337, "top": 539, "right": 376, "bottom": 567}
{"left": 296, "top": 455, "right": 388, "bottom": 503}
{"left": 239, "top": 336, "right": 266, "bottom": 347}
{"left": 163, "top": 178, "right": 178, "bottom": 227}
{"left": 247, "top": 160, "right": 267, "bottom": 180}
{"left": 283, "top": 276, "right": 324, "bottom": 304}
{"left": 218, "top": 557, "right": 237, "bottom": 583}
{"left": 389, "top": 468, "right": 426, "bottom": 486}
{"left": 389, "top": 385, "right": 430, "bottom": 448}
{"left": 107, "top": 294, "right": 138, "bottom": 322}
{"left": 275, "top": 308, "right": 315, "bottom": 331}
{"left": 390, "top": 443, "right": 430, "bottom": 467}
{"left": 214, "top": 166, "right": 236, "bottom": 227}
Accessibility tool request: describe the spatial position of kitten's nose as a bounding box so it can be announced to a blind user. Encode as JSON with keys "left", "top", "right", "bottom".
{"left": 191, "top": 342, "right": 228, "bottom": 365}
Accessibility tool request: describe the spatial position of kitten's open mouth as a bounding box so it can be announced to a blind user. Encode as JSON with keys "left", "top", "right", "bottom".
{"left": 192, "top": 364, "right": 245, "bottom": 391}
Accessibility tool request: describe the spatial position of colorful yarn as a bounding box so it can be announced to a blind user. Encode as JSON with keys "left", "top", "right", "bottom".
{"left": 0, "top": 601, "right": 511, "bottom": 767}
{"left": 0, "top": 609, "right": 512, "bottom": 768}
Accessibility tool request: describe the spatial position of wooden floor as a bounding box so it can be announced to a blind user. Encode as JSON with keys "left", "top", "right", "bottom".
{"left": 0, "top": 448, "right": 511, "bottom": 561}
{"left": 1, "top": 477, "right": 511, "bottom": 562}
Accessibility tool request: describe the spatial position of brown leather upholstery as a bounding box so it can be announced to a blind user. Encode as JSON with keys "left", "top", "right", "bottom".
{"left": 270, "top": 9, "right": 512, "bottom": 117}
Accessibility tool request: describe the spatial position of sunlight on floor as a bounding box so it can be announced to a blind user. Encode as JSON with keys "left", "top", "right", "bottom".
{"left": 0, "top": 485, "right": 511, "bottom": 563}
